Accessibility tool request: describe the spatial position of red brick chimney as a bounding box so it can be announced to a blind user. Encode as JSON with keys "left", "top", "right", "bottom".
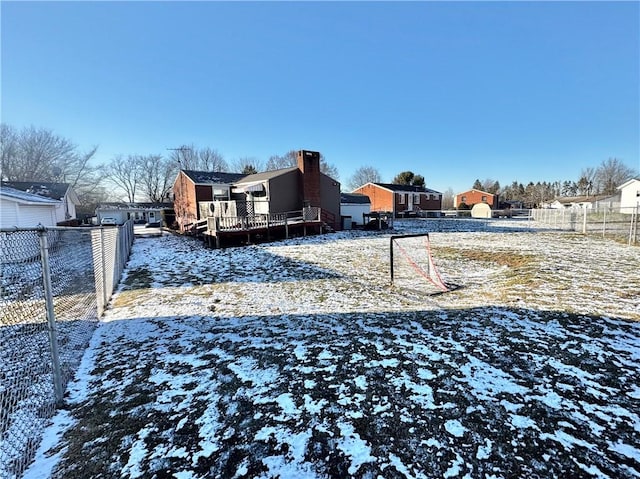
{"left": 297, "top": 150, "right": 321, "bottom": 207}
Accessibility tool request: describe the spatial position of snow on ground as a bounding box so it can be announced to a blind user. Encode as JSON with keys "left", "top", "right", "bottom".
{"left": 23, "top": 219, "right": 640, "bottom": 478}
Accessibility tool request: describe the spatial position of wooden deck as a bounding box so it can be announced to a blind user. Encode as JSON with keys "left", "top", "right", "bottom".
{"left": 199, "top": 208, "right": 324, "bottom": 248}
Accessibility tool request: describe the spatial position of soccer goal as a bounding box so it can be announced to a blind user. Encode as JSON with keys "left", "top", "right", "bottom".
{"left": 390, "top": 233, "right": 454, "bottom": 295}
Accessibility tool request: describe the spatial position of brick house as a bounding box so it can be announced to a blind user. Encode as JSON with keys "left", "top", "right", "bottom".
{"left": 172, "top": 170, "right": 246, "bottom": 230}
{"left": 352, "top": 183, "right": 442, "bottom": 217}
{"left": 454, "top": 189, "right": 498, "bottom": 209}
{"left": 172, "top": 150, "right": 341, "bottom": 232}
{"left": 231, "top": 150, "right": 341, "bottom": 230}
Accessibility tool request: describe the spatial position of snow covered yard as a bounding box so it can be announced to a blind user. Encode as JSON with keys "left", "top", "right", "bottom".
{"left": 24, "top": 219, "right": 640, "bottom": 479}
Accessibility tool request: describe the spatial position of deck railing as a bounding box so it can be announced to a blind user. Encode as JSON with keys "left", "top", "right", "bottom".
{"left": 207, "top": 207, "right": 321, "bottom": 233}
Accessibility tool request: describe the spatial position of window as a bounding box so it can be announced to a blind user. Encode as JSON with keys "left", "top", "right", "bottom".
{"left": 482, "top": 196, "right": 487, "bottom": 202}
{"left": 414, "top": 194, "right": 420, "bottom": 204}
{"left": 398, "top": 193, "right": 405, "bottom": 204}
{"left": 461, "top": 196, "right": 467, "bottom": 203}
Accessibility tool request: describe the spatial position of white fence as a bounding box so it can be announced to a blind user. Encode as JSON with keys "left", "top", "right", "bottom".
{"left": 531, "top": 206, "right": 639, "bottom": 245}
{"left": 0, "top": 221, "right": 134, "bottom": 479}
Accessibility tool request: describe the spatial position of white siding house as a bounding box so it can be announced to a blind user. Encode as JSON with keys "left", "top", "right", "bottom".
{"left": 1, "top": 182, "right": 80, "bottom": 224}
{"left": 618, "top": 178, "right": 640, "bottom": 214}
{"left": 96, "top": 203, "right": 173, "bottom": 226}
{"left": 0, "top": 186, "right": 62, "bottom": 228}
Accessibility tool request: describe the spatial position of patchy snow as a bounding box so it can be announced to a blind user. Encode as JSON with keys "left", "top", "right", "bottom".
{"left": 444, "top": 419, "right": 467, "bottom": 438}
{"left": 19, "top": 219, "right": 640, "bottom": 478}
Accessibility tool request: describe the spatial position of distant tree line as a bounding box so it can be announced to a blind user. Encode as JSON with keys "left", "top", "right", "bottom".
{"left": 2, "top": 123, "right": 636, "bottom": 212}
{"left": 0, "top": 124, "right": 341, "bottom": 209}
{"left": 470, "top": 158, "right": 637, "bottom": 207}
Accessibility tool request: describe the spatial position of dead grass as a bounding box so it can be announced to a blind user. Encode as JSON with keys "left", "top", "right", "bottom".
{"left": 434, "top": 246, "right": 535, "bottom": 269}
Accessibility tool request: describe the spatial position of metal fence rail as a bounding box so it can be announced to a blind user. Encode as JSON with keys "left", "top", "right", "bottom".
{"left": 0, "top": 221, "right": 134, "bottom": 479}
{"left": 531, "top": 206, "right": 639, "bottom": 245}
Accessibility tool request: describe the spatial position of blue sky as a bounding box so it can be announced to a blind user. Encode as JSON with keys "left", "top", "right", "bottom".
{"left": 2, "top": 1, "right": 638, "bottom": 193}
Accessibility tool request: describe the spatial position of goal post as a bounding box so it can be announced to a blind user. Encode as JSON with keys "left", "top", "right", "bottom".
{"left": 390, "top": 233, "right": 452, "bottom": 294}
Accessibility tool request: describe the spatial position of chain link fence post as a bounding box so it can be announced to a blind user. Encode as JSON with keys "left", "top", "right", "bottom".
{"left": 37, "top": 229, "right": 64, "bottom": 404}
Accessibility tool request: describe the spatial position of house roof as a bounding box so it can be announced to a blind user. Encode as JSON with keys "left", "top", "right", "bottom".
{"left": 1, "top": 185, "right": 62, "bottom": 205}
{"left": 234, "top": 167, "right": 298, "bottom": 184}
{"left": 97, "top": 202, "right": 173, "bottom": 210}
{"left": 371, "top": 183, "right": 442, "bottom": 194}
{"left": 456, "top": 188, "right": 494, "bottom": 197}
{"left": 341, "top": 193, "right": 371, "bottom": 204}
{"left": 617, "top": 177, "right": 640, "bottom": 190}
{"left": 182, "top": 170, "right": 247, "bottom": 185}
{"left": 555, "top": 194, "right": 618, "bottom": 204}
{"left": 1, "top": 181, "right": 76, "bottom": 202}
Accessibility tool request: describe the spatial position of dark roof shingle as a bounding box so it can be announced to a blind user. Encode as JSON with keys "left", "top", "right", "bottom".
{"left": 182, "top": 170, "right": 246, "bottom": 184}
{"left": 373, "top": 183, "right": 441, "bottom": 194}
{"left": 1, "top": 181, "right": 71, "bottom": 200}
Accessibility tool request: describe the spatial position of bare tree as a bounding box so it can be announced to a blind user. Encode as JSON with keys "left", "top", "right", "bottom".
{"left": 76, "top": 184, "right": 111, "bottom": 217}
{"left": 1, "top": 123, "right": 105, "bottom": 211}
{"left": 266, "top": 150, "right": 297, "bottom": 170}
{"left": 266, "top": 149, "right": 340, "bottom": 180}
{"left": 168, "top": 144, "right": 229, "bottom": 172}
{"left": 103, "top": 155, "right": 141, "bottom": 203}
{"left": 1, "top": 124, "right": 99, "bottom": 187}
{"left": 442, "top": 187, "right": 455, "bottom": 209}
{"left": 480, "top": 179, "right": 500, "bottom": 194}
{"left": 347, "top": 165, "right": 381, "bottom": 190}
{"left": 232, "top": 157, "right": 264, "bottom": 174}
{"left": 595, "top": 158, "right": 637, "bottom": 195}
{"left": 198, "top": 147, "right": 228, "bottom": 172}
{"left": 320, "top": 156, "right": 340, "bottom": 181}
{"left": 138, "top": 155, "right": 177, "bottom": 203}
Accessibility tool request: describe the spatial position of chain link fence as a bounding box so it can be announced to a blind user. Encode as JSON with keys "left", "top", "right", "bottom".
{"left": 0, "top": 221, "right": 134, "bottom": 479}
{"left": 531, "top": 206, "right": 639, "bottom": 245}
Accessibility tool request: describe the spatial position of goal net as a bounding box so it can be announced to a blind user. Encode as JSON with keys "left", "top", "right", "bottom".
{"left": 390, "top": 233, "right": 452, "bottom": 295}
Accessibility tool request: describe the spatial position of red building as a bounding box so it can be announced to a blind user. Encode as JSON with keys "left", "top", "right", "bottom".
{"left": 453, "top": 189, "right": 498, "bottom": 208}
{"left": 352, "top": 183, "right": 442, "bottom": 217}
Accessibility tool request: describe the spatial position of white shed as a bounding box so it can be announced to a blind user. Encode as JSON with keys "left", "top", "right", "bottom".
{"left": 471, "top": 202, "right": 492, "bottom": 218}
{"left": 341, "top": 193, "right": 371, "bottom": 227}
{"left": 0, "top": 186, "right": 62, "bottom": 228}
{"left": 618, "top": 178, "right": 640, "bottom": 214}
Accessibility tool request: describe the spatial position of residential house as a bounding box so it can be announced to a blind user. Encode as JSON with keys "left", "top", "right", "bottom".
{"left": 0, "top": 185, "right": 62, "bottom": 228}
{"left": 1, "top": 181, "right": 80, "bottom": 224}
{"left": 352, "top": 183, "right": 442, "bottom": 217}
{"left": 228, "top": 150, "right": 341, "bottom": 230}
{"left": 172, "top": 150, "right": 342, "bottom": 234}
{"left": 172, "top": 170, "right": 246, "bottom": 231}
{"left": 453, "top": 189, "right": 498, "bottom": 209}
{"left": 545, "top": 194, "right": 621, "bottom": 210}
{"left": 618, "top": 178, "right": 640, "bottom": 213}
{"left": 96, "top": 202, "right": 174, "bottom": 226}
{"left": 340, "top": 193, "right": 371, "bottom": 228}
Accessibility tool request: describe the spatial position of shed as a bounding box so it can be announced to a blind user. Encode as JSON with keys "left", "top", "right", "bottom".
{"left": 340, "top": 193, "right": 371, "bottom": 227}
{"left": 471, "top": 203, "right": 492, "bottom": 218}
